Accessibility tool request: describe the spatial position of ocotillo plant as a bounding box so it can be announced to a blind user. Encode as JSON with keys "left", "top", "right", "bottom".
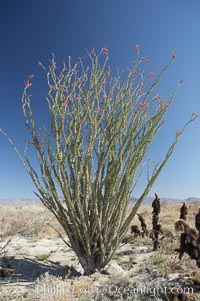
{"left": 179, "top": 202, "right": 188, "bottom": 221}
{"left": 0, "top": 47, "right": 197, "bottom": 274}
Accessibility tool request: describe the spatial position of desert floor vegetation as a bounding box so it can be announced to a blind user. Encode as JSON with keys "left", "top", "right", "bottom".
{"left": 0, "top": 199, "right": 200, "bottom": 300}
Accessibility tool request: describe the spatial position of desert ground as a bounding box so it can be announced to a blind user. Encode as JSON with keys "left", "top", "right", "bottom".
{"left": 0, "top": 200, "right": 200, "bottom": 301}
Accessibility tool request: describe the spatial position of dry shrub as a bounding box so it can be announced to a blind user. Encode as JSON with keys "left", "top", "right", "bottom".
{"left": 32, "top": 273, "right": 96, "bottom": 301}
{"left": 0, "top": 204, "right": 63, "bottom": 239}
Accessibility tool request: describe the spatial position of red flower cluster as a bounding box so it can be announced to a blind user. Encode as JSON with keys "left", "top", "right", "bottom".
{"left": 148, "top": 72, "right": 155, "bottom": 79}
{"left": 192, "top": 112, "right": 199, "bottom": 118}
{"left": 102, "top": 45, "right": 108, "bottom": 53}
{"left": 39, "top": 140, "right": 45, "bottom": 148}
{"left": 90, "top": 47, "right": 95, "bottom": 54}
{"left": 135, "top": 44, "right": 140, "bottom": 52}
{"left": 63, "top": 98, "right": 67, "bottom": 105}
{"left": 172, "top": 50, "right": 176, "bottom": 59}
{"left": 68, "top": 95, "right": 73, "bottom": 101}
{"left": 139, "top": 92, "right": 145, "bottom": 97}
{"left": 141, "top": 57, "right": 149, "bottom": 62}
{"left": 140, "top": 102, "right": 149, "bottom": 109}
{"left": 175, "top": 130, "right": 183, "bottom": 136}
{"left": 25, "top": 82, "right": 33, "bottom": 88}
{"left": 52, "top": 61, "right": 57, "bottom": 69}
{"left": 153, "top": 94, "right": 161, "bottom": 101}
{"left": 50, "top": 85, "right": 59, "bottom": 91}
{"left": 102, "top": 76, "right": 107, "bottom": 85}
{"left": 28, "top": 74, "right": 34, "bottom": 79}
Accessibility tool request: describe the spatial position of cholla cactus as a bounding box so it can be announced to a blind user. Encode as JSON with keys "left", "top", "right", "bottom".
{"left": 195, "top": 208, "right": 200, "bottom": 243}
{"left": 179, "top": 202, "right": 188, "bottom": 221}
{"left": 152, "top": 192, "right": 161, "bottom": 228}
{"left": 137, "top": 213, "right": 147, "bottom": 236}
{"left": 0, "top": 47, "right": 197, "bottom": 274}
{"left": 152, "top": 192, "right": 161, "bottom": 250}
{"left": 175, "top": 212, "right": 200, "bottom": 267}
{"left": 130, "top": 225, "right": 141, "bottom": 236}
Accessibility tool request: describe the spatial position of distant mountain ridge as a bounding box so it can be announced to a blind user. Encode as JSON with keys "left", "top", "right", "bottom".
{"left": 0, "top": 196, "right": 199, "bottom": 205}
{"left": 0, "top": 198, "right": 39, "bottom": 204}
{"left": 130, "top": 196, "right": 200, "bottom": 204}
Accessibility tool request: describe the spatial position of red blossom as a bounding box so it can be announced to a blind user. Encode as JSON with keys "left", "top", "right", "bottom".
{"left": 102, "top": 77, "right": 107, "bottom": 85}
{"left": 27, "top": 141, "right": 34, "bottom": 145}
{"left": 63, "top": 97, "right": 68, "bottom": 105}
{"left": 39, "top": 140, "right": 46, "bottom": 148}
{"left": 90, "top": 47, "right": 95, "bottom": 54}
{"left": 172, "top": 50, "right": 176, "bottom": 59}
{"left": 192, "top": 112, "right": 198, "bottom": 118}
{"left": 36, "top": 128, "right": 42, "bottom": 136}
{"left": 139, "top": 92, "right": 145, "bottom": 97}
{"left": 106, "top": 71, "right": 111, "bottom": 77}
{"left": 135, "top": 44, "right": 140, "bottom": 52}
{"left": 140, "top": 102, "right": 149, "bottom": 109}
{"left": 102, "top": 45, "right": 109, "bottom": 53}
{"left": 25, "top": 82, "right": 33, "bottom": 88}
{"left": 76, "top": 95, "right": 81, "bottom": 101}
{"left": 52, "top": 60, "right": 56, "bottom": 69}
{"left": 141, "top": 57, "right": 149, "bottom": 62}
{"left": 50, "top": 85, "right": 59, "bottom": 90}
{"left": 68, "top": 95, "right": 73, "bottom": 100}
{"left": 175, "top": 130, "right": 183, "bottom": 136}
{"left": 148, "top": 72, "right": 155, "bottom": 79}
{"left": 28, "top": 74, "right": 34, "bottom": 79}
{"left": 153, "top": 94, "right": 161, "bottom": 101}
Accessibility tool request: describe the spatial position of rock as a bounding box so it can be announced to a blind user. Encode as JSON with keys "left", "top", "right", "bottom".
{"left": 105, "top": 262, "right": 125, "bottom": 275}
{"left": 0, "top": 267, "right": 14, "bottom": 277}
{"left": 92, "top": 281, "right": 103, "bottom": 288}
{"left": 167, "top": 273, "right": 180, "bottom": 281}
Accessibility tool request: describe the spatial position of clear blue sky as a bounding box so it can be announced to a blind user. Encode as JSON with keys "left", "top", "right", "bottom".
{"left": 0, "top": 0, "right": 200, "bottom": 199}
